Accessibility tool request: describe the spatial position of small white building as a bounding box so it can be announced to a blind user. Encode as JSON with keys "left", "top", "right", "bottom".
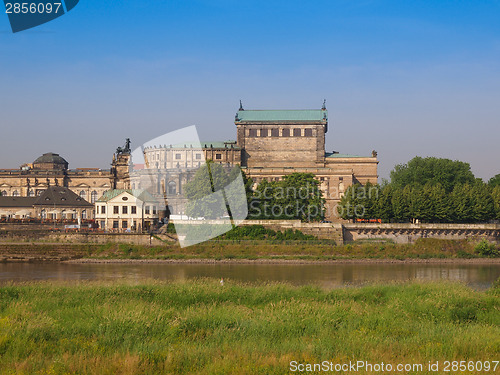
{"left": 95, "top": 189, "right": 160, "bottom": 232}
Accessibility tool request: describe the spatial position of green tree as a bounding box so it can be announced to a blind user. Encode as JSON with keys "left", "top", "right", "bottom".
{"left": 492, "top": 186, "right": 500, "bottom": 220}
{"left": 408, "top": 185, "right": 427, "bottom": 222}
{"left": 391, "top": 185, "right": 412, "bottom": 222}
{"left": 251, "top": 173, "right": 325, "bottom": 222}
{"left": 470, "top": 182, "right": 495, "bottom": 222}
{"left": 450, "top": 184, "right": 472, "bottom": 223}
{"left": 376, "top": 184, "right": 394, "bottom": 222}
{"left": 429, "top": 183, "right": 450, "bottom": 222}
{"left": 362, "top": 182, "right": 380, "bottom": 219}
{"left": 390, "top": 182, "right": 449, "bottom": 223}
{"left": 488, "top": 174, "right": 500, "bottom": 187}
{"left": 390, "top": 156, "right": 475, "bottom": 193}
{"left": 224, "top": 165, "right": 253, "bottom": 220}
{"left": 338, "top": 183, "right": 362, "bottom": 220}
{"left": 184, "top": 161, "right": 230, "bottom": 219}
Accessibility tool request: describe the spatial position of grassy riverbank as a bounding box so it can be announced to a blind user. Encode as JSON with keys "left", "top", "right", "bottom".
{"left": 0, "top": 280, "right": 499, "bottom": 374}
{"left": 79, "top": 237, "right": 500, "bottom": 261}
{"left": 0, "top": 238, "right": 498, "bottom": 262}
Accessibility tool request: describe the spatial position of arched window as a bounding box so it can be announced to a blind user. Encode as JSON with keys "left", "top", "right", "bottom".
{"left": 37, "top": 190, "right": 43, "bottom": 196}
{"left": 41, "top": 209, "right": 46, "bottom": 220}
{"left": 82, "top": 210, "right": 87, "bottom": 219}
{"left": 91, "top": 191, "right": 98, "bottom": 203}
{"left": 1, "top": 190, "right": 7, "bottom": 196}
{"left": 28, "top": 189, "right": 35, "bottom": 197}
{"left": 168, "top": 181, "right": 176, "bottom": 195}
{"left": 12, "top": 190, "right": 19, "bottom": 197}
{"left": 79, "top": 190, "right": 86, "bottom": 199}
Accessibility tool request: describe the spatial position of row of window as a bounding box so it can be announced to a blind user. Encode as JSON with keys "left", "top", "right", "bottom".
{"left": 174, "top": 153, "right": 224, "bottom": 160}
{"left": 248, "top": 128, "right": 314, "bottom": 137}
{"left": 149, "top": 153, "right": 204, "bottom": 162}
{"left": 252, "top": 176, "right": 341, "bottom": 184}
{"left": 39, "top": 209, "right": 89, "bottom": 220}
{"left": 174, "top": 153, "right": 203, "bottom": 160}
{"left": 112, "top": 205, "right": 137, "bottom": 215}
{"left": 97, "top": 205, "right": 157, "bottom": 215}
{"left": 111, "top": 220, "right": 137, "bottom": 229}
{"left": 2, "top": 190, "right": 101, "bottom": 203}
{"left": 146, "top": 154, "right": 234, "bottom": 168}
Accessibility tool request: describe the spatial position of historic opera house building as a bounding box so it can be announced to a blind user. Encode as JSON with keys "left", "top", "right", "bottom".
{"left": 0, "top": 103, "right": 378, "bottom": 220}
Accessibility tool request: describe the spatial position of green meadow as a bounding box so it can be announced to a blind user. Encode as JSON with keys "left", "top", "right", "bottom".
{"left": 0, "top": 280, "right": 499, "bottom": 374}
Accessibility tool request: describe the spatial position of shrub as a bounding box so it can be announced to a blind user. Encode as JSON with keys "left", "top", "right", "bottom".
{"left": 220, "top": 225, "right": 317, "bottom": 241}
{"left": 474, "top": 239, "right": 498, "bottom": 257}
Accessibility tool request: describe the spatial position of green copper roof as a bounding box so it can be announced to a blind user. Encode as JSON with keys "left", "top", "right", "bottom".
{"left": 97, "top": 189, "right": 157, "bottom": 203}
{"left": 236, "top": 110, "right": 327, "bottom": 122}
{"left": 325, "top": 153, "right": 368, "bottom": 158}
{"left": 201, "top": 141, "right": 239, "bottom": 149}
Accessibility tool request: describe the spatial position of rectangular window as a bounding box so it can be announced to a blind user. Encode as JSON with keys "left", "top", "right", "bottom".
{"left": 131, "top": 206, "right": 137, "bottom": 214}
{"left": 293, "top": 128, "right": 302, "bottom": 137}
{"left": 113, "top": 220, "right": 119, "bottom": 229}
{"left": 216, "top": 154, "right": 222, "bottom": 160}
{"left": 196, "top": 154, "right": 202, "bottom": 160}
{"left": 260, "top": 129, "right": 268, "bottom": 137}
{"left": 101, "top": 206, "right": 106, "bottom": 214}
{"left": 122, "top": 220, "right": 128, "bottom": 229}
{"left": 271, "top": 128, "right": 279, "bottom": 137}
{"left": 122, "top": 206, "right": 128, "bottom": 214}
{"left": 145, "top": 206, "right": 150, "bottom": 215}
{"left": 282, "top": 128, "right": 290, "bottom": 137}
{"left": 153, "top": 206, "right": 157, "bottom": 214}
{"left": 249, "top": 129, "right": 257, "bottom": 137}
{"left": 100, "top": 220, "right": 105, "bottom": 229}
{"left": 304, "top": 128, "right": 313, "bottom": 137}
{"left": 113, "top": 206, "right": 119, "bottom": 214}
{"left": 175, "top": 153, "right": 181, "bottom": 160}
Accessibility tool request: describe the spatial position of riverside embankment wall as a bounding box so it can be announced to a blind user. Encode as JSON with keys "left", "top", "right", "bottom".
{"left": 0, "top": 221, "right": 499, "bottom": 245}
{"left": 0, "top": 231, "right": 171, "bottom": 247}
{"left": 342, "top": 223, "right": 500, "bottom": 244}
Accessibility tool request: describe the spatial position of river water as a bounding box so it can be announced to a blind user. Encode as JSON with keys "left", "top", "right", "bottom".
{"left": 0, "top": 262, "right": 499, "bottom": 289}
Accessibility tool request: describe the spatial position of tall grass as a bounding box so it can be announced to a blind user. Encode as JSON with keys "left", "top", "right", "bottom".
{"left": 90, "top": 238, "right": 489, "bottom": 260}
{"left": 0, "top": 280, "right": 499, "bottom": 374}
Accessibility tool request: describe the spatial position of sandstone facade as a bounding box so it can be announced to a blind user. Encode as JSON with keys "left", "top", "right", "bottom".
{"left": 134, "top": 104, "right": 379, "bottom": 220}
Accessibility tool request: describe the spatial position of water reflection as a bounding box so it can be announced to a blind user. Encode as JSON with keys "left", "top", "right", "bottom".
{"left": 0, "top": 262, "right": 499, "bottom": 289}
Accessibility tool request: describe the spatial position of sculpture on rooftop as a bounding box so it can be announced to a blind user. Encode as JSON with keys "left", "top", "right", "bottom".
{"left": 116, "top": 138, "right": 131, "bottom": 155}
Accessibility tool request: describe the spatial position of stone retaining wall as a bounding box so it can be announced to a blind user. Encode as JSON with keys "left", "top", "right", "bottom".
{"left": 343, "top": 223, "right": 500, "bottom": 244}
{"left": 0, "top": 221, "right": 498, "bottom": 245}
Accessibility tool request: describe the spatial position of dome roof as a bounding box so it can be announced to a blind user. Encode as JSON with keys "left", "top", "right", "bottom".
{"left": 33, "top": 153, "right": 68, "bottom": 165}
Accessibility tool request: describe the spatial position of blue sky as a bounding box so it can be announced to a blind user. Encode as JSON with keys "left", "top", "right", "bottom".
{"left": 1, "top": 0, "right": 499, "bottom": 180}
